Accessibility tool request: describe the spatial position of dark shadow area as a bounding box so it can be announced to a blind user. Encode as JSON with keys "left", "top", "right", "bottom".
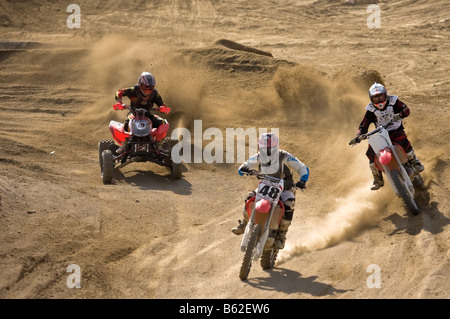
{"left": 112, "top": 166, "right": 192, "bottom": 195}
{"left": 384, "top": 187, "right": 450, "bottom": 236}
{"left": 246, "top": 267, "right": 350, "bottom": 297}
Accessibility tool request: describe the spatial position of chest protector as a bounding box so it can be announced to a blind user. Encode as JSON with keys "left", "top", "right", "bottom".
{"left": 259, "top": 152, "right": 294, "bottom": 189}
{"left": 365, "top": 95, "right": 401, "bottom": 131}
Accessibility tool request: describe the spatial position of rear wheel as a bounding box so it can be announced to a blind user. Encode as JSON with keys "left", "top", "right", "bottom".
{"left": 413, "top": 174, "right": 426, "bottom": 191}
{"left": 164, "top": 137, "right": 183, "bottom": 179}
{"left": 261, "top": 247, "right": 279, "bottom": 270}
{"left": 171, "top": 161, "right": 182, "bottom": 179}
{"left": 101, "top": 150, "right": 114, "bottom": 184}
{"left": 390, "top": 169, "right": 419, "bottom": 215}
{"left": 239, "top": 224, "right": 260, "bottom": 281}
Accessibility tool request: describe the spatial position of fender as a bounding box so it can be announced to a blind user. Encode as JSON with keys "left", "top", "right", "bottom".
{"left": 375, "top": 148, "right": 401, "bottom": 172}
{"left": 109, "top": 120, "right": 131, "bottom": 144}
{"left": 151, "top": 123, "right": 169, "bottom": 141}
{"left": 245, "top": 197, "right": 285, "bottom": 228}
{"left": 255, "top": 198, "right": 271, "bottom": 213}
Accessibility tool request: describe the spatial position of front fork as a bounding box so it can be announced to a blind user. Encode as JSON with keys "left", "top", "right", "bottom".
{"left": 240, "top": 204, "right": 275, "bottom": 260}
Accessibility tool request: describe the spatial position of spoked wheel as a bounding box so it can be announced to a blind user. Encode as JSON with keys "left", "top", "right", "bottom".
{"left": 101, "top": 150, "right": 114, "bottom": 184}
{"left": 391, "top": 169, "right": 420, "bottom": 215}
{"left": 239, "top": 224, "right": 260, "bottom": 281}
{"left": 413, "top": 174, "right": 426, "bottom": 191}
{"left": 261, "top": 247, "right": 279, "bottom": 270}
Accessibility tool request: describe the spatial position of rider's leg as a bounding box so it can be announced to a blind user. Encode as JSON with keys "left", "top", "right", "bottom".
{"left": 231, "top": 190, "right": 255, "bottom": 235}
{"left": 370, "top": 162, "right": 384, "bottom": 190}
{"left": 116, "top": 137, "right": 129, "bottom": 154}
{"left": 275, "top": 190, "right": 295, "bottom": 249}
{"left": 391, "top": 129, "right": 424, "bottom": 172}
{"left": 366, "top": 146, "right": 384, "bottom": 190}
{"left": 116, "top": 118, "right": 130, "bottom": 154}
{"left": 406, "top": 149, "right": 424, "bottom": 172}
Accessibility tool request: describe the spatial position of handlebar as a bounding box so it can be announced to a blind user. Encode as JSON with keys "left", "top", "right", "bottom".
{"left": 242, "top": 169, "right": 304, "bottom": 190}
{"left": 349, "top": 121, "right": 394, "bottom": 146}
{"left": 112, "top": 103, "right": 171, "bottom": 114}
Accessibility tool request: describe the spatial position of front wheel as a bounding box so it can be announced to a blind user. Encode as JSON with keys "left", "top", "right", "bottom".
{"left": 98, "top": 139, "right": 114, "bottom": 169}
{"left": 390, "top": 169, "right": 419, "bottom": 215}
{"left": 101, "top": 150, "right": 114, "bottom": 184}
{"left": 239, "top": 224, "right": 260, "bottom": 281}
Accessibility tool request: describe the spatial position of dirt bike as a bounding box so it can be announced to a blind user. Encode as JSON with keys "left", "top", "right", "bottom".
{"left": 239, "top": 170, "right": 293, "bottom": 280}
{"left": 350, "top": 121, "right": 425, "bottom": 215}
{"left": 98, "top": 103, "right": 182, "bottom": 184}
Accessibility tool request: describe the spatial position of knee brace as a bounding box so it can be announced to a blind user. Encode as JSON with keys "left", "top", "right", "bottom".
{"left": 283, "top": 198, "right": 295, "bottom": 221}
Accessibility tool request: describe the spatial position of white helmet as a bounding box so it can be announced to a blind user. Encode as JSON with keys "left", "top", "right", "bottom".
{"left": 369, "top": 82, "right": 388, "bottom": 110}
{"left": 258, "top": 133, "right": 279, "bottom": 168}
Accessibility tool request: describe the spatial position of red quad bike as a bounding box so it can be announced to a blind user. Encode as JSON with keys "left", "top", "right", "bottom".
{"left": 98, "top": 103, "right": 182, "bottom": 184}
{"left": 239, "top": 170, "right": 299, "bottom": 280}
{"left": 350, "top": 121, "right": 426, "bottom": 215}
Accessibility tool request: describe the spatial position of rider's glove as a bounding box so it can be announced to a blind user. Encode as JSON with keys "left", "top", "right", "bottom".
{"left": 296, "top": 180, "right": 306, "bottom": 189}
{"left": 393, "top": 113, "right": 402, "bottom": 122}
{"left": 159, "top": 105, "right": 170, "bottom": 114}
{"left": 349, "top": 136, "right": 360, "bottom": 146}
{"left": 238, "top": 165, "right": 251, "bottom": 176}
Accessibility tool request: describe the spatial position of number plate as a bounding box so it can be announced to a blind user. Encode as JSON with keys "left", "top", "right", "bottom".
{"left": 256, "top": 179, "right": 282, "bottom": 203}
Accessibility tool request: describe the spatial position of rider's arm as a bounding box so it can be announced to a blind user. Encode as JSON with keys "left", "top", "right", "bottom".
{"left": 394, "top": 99, "right": 410, "bottom": 119}
{"left": 238, "top": 154, "right": 259, "bottom": 175}
{"left": 357, "top": 110, "right": 377, "bottom": 135}
{"left": 153, "top": 90, "right": 165, "bottom": 108}
{"left": 115, "top": 87, "right": 134, "bottom": 103}
{"left": 281, "top": 151, "right": 309, "bottom": 182}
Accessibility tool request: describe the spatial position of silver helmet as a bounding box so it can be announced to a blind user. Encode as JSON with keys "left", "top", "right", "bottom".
{"left": 138, "top": 72, "right": 156, "bottom": 97}
{"left": 369, "top": 82, "right": 387, "bottom": 109}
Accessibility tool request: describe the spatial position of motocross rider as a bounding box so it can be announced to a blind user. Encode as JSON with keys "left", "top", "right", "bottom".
{"left": 349, "top": 82, "right": 424, "bottom": 190}
{"left": 231, "top": 132, "right": 310, "bottom": 250}
{"left": 115, "top": 72, "right": 169, "bottom": 154}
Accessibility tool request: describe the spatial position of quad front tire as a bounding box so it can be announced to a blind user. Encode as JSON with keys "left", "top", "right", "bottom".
{"left": 101, "top": 150, "right": 114, "bottom": 184}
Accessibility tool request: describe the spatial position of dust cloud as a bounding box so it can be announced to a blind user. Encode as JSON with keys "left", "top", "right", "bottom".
{"left": 278, "top": 184, "right": 392, "bottom": 265}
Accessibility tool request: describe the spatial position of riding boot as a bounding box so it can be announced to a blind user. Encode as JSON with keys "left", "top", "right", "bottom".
{"left": 407, "top": 150, "right": 424, "bottom": 172}
{"left": 231, "top": 208, "right": 249, "bottom": 235}
{"left": 370, "top": 163, "right": 384, "bottom": 190}
{"left": 275, "top": 219, "right": 291, "bottom": 249}
{"left": 116, "top": 138, "right": 129, "bottom": 154}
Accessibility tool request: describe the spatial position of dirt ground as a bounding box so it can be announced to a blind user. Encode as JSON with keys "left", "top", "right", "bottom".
{"left": 0, "top": 0, "right": 449, "bottom": 300}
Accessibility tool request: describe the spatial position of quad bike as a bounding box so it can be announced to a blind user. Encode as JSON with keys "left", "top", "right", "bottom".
{"left": 98, "top": 103, "right": 182, "bottom": 184}
{"left": 350, "top": 121, "right": 425, "bottom": 215}
{"left": 239, "top": 171, "right": 293, "bottom": 280}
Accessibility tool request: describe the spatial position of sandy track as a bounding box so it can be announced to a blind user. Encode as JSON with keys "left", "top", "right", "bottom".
{"left": 0, "top": 0, "right": 449, "bottom": 300}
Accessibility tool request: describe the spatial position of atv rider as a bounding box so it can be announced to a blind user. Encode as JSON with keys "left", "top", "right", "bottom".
{"left": 115, "top": 71, "right": 169, "bottom": 154}
{"left": 231, "top": 132, "right": 310, "bottom": 250}
{"left": 349, "top": 82, "right": 424, "bottom": 190}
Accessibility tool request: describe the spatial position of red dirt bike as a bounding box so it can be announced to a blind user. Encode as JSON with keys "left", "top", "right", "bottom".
{"left": 98, "top": 103, "right": 182, "bottom": 184}
{"left": 350, "top": 121, "right": 425, "bottom": 215}
{"left": 239, "top": 170, "right": 293, "bottom": 280}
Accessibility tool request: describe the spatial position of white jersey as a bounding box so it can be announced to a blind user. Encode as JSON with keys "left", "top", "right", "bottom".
{"left": 243, "top": 150, "right": 309, "bottom": 189}
{"left": 365, "top": 95, "right": 402, "bottom": 131}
